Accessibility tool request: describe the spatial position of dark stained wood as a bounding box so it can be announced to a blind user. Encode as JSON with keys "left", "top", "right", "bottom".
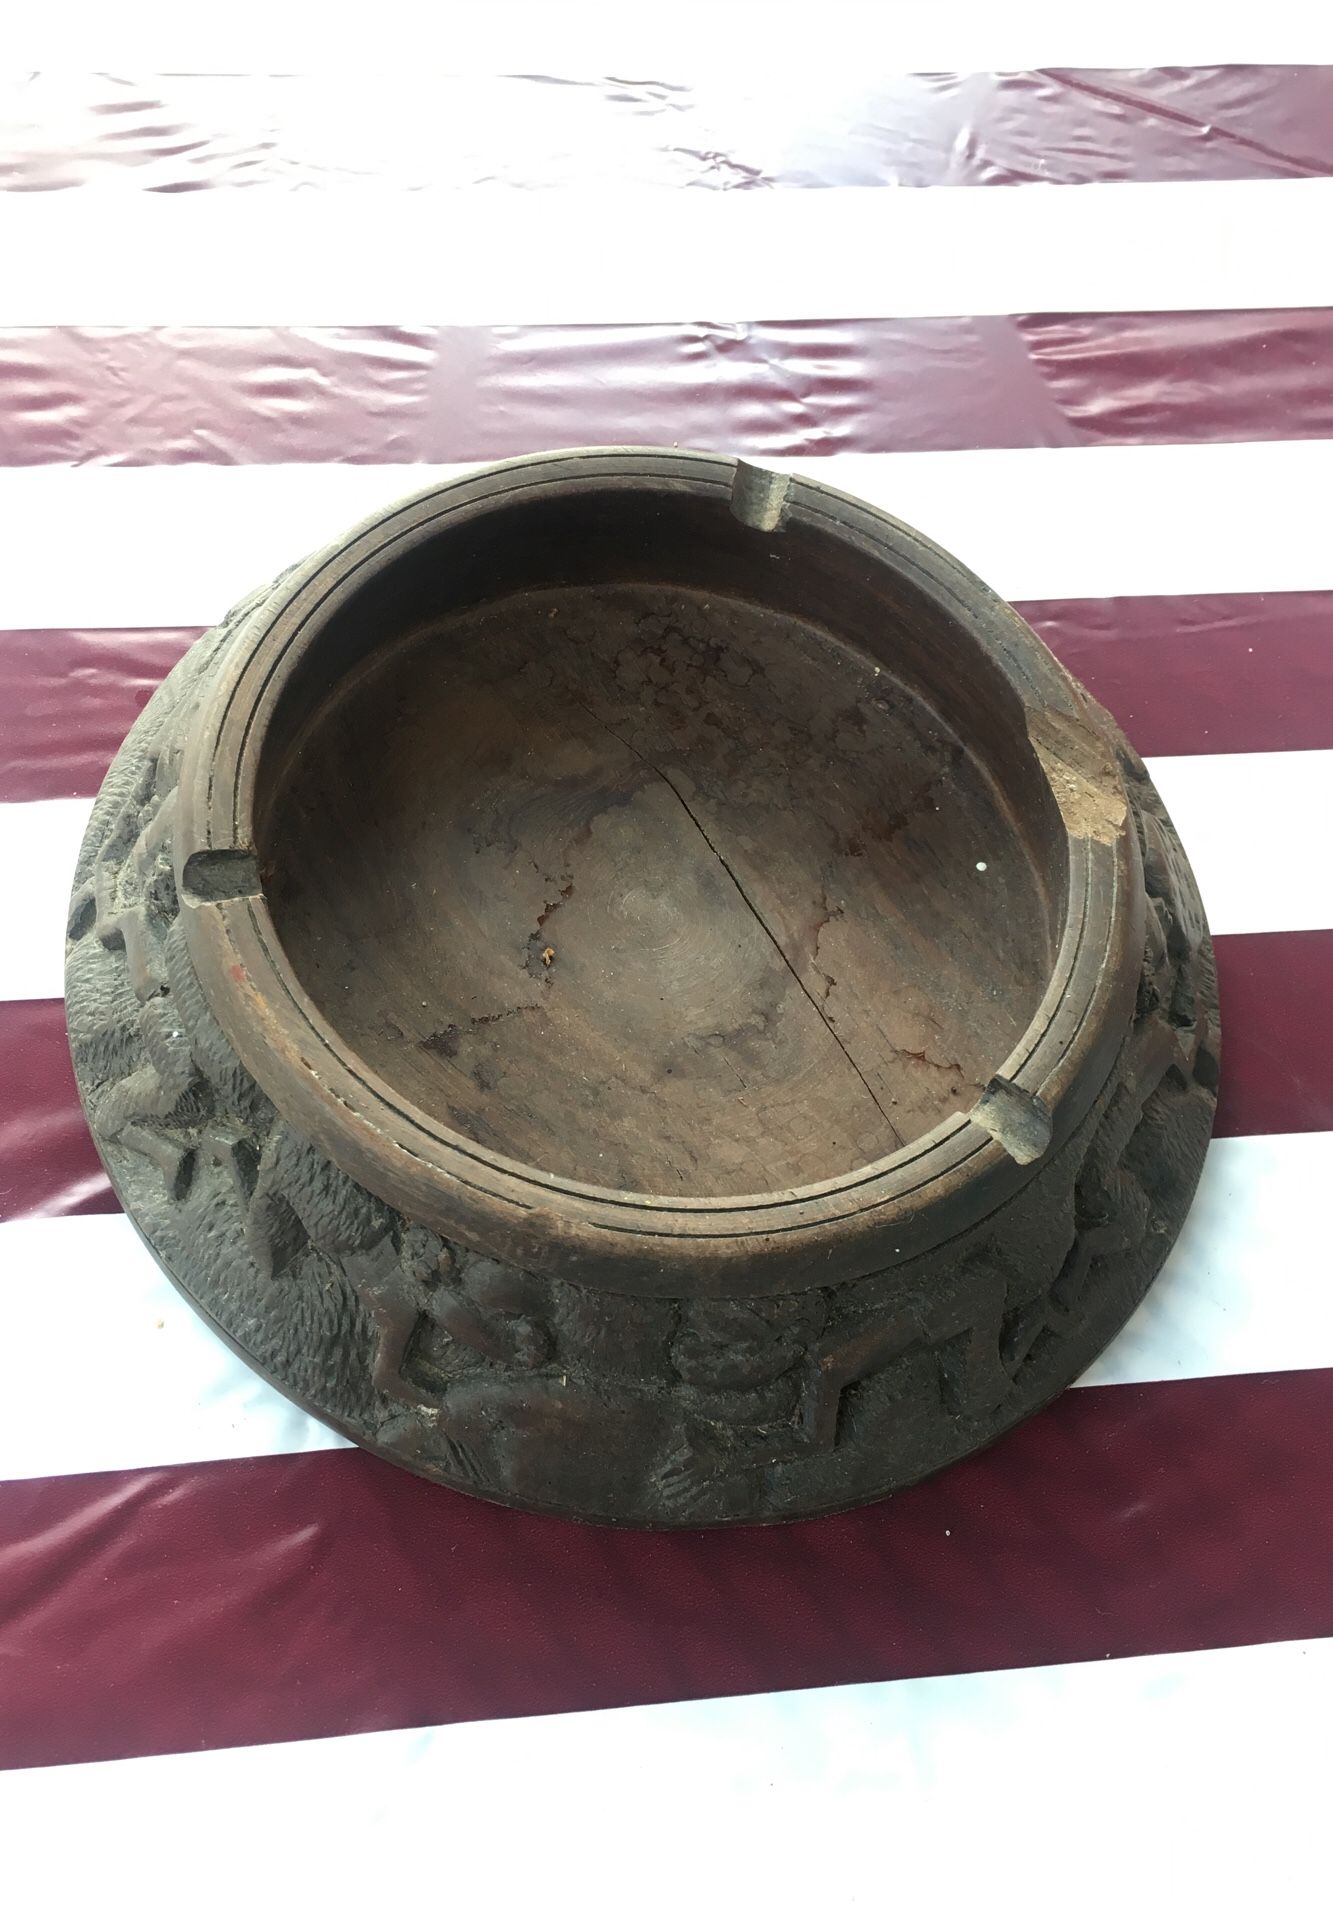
{"left": 66, "top": 451, "right": 1219, "bottom": 1525}
{"left": 268, "top": 584, "right": 1053, "bottom": 1197}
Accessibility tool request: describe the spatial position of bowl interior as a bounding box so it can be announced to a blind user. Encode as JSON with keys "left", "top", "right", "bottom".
{"left": 257, "top": 485, "right": 1065, "bottom": 1199}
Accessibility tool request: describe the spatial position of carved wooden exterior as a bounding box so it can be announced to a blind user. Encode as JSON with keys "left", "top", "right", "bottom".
{"left": 66, "top": 456, "right": 1219, "bottom": 1526}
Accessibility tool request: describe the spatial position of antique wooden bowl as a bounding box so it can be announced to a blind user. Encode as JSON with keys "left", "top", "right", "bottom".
{"left": 66, "top": 449, "right": 1219, "bottom": 1526}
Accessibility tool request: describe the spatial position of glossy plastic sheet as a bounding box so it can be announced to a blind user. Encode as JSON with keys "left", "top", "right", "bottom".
{"left": 1, "top": 63, "right": 1332, "bottom": 1906}
{"left": 4, "top": 310, "right": 1333, "bottom": 468}
{"left": 3, "top": 67, "right": 1333, "bottom": 191}
{"left": 4, "top": 1370, "right": 1332, "bottom": 1770}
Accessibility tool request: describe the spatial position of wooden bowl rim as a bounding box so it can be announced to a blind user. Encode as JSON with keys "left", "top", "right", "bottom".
{"left": 174, "top": 448, "right": 1143, "bottom": 1295}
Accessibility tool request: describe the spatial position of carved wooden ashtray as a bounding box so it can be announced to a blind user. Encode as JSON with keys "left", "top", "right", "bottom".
{"left": 67, "top": 450, "right": 1219, "bottom": 1526}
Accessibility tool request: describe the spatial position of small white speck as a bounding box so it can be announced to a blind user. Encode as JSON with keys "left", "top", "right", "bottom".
{"left": 975, "top": 861, "right": 988, "bottom": 872}
{"left": 945, "top": 1528, "right": 951, "bottom": 1537}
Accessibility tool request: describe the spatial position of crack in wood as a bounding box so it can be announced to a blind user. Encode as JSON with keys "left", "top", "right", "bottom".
{"left": 573, "top": 700, "right": 905, "bottom": 1148}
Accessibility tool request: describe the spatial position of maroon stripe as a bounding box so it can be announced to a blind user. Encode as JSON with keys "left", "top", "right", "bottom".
{"left": 1214, "top": 931, "right": 1333, "bottom": 1139}
{"left": 0, "top": 628, "right": 197, "bottom": 803}
{"left": 1018, "top": 591, "right": 1333, "bottom": 759}
{"left": 2, "top": 1367, "right": 1330, "bottom": 1770}
{"left": 0, "top": 1000, "right": 112, "bottom": 1221}
{"left": 436, "top": 310, "right": 1333, "bottom": 460}
{"left": 0, "top": 928, "right": 1325, "bottom": 1228}
{"left": 0, "top": 328, "right": 434, "bottom": 467}
{"left": 3, "top": 310, "right": 1333, "bottom": 469}
{"left": 5, "top": 594, "right": 1331, "bottom": 818}
{"left": 3, "top": 69, "right": 1332, "bottom": 193}
{"left": 3, "top": 922, "right": 1324, "bottom": 1225}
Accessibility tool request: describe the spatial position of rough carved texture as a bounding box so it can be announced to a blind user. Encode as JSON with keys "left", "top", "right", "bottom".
{"left": 66, "top": 599, "right": 1218, "bottom": 1528}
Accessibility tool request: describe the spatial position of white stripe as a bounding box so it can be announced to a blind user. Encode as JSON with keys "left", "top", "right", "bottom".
{"left": 3, "top": 178, "right": 1333, "bottom": 326}
{"left": 1, "top": 797, "right": 91, "bottom": 1004}
{"left": 1, "top": 1635, "right": 1326, "bottom": 1919}
{"left": 4, "top": 739, "right": 1328, "bottom": 1004}
{"left": 1149, "top": 751, "right": 1333, "bottom": 938}
{"left": 8, "top": 442, "right": 1333, "bottom": 630}
{"left": 11, "top": 1, "right": 1333, "bottom": 70}
{"left": 1, "top": 1133, "right": 1327, "bottom": 1483}
{"left": 1079, "top": 1132, "right": 1333, "bottom": 1387}
{"left": 0, "top": 1214, "right": 349, "bottom": 1481}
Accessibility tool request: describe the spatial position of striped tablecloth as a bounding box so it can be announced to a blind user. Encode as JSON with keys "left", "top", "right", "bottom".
{"left": 2, "top": 24, "right": 1331, "bottom": 1915}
